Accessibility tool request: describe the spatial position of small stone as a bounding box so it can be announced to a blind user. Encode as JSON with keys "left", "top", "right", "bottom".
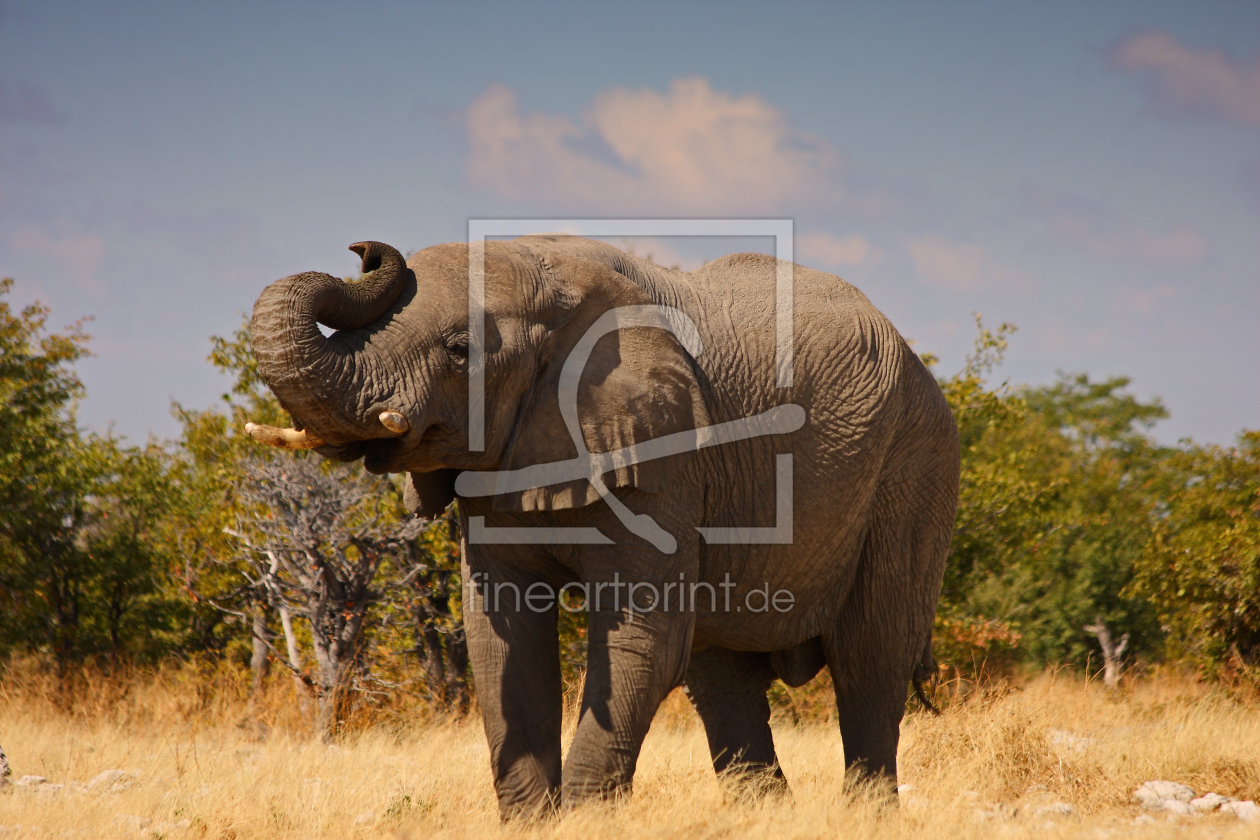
{"left": 1161, "top": 800, "right": 1193, "bottom": 816}
{"left": 14, "top": 776, "right": 47, "bottom": 787}
{"left": 973, "top": 804, "right": 1016, "bottom": 822}
{"left": 896, "top": 784, "right": 915, "bottom": 794}
{"left": 1033, "top": 802, "right": 1076, "bottom": 817}
{"left": 86, "top": 769, "right": 135, "bottom": 793}
{"left": 1190, "top": 792, "right": 1229, "bottom": 812}
{"left": 1134, "top": 780, "right": 1195, "bottom": 808}
{"left": 1132, "top": 814, "right": 1155, "bottom": 825}
{"left": 112, "top": 815, "right": 151, "bottom": 832}
{"left": 1048, "top": 729, "right": 1096, "bottom": 752}
{"left": 1221, "top": 800, "right": 1260, "bottom": 822}
{"left": 354, "top": 810, "right": 374, "bottom": 825}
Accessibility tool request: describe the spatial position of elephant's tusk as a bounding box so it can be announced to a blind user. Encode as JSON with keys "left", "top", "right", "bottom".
{"left": 379, "top": 410, "right": 410, "bottom": 434}
{"left": 243, "top": 422, "right": 326, "bottom": 450}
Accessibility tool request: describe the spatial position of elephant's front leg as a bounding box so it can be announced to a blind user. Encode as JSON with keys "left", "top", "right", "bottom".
{"left": 463, "top": 554, "right": 564, "bottom": 818}
{"left": 561, "top": 560, "right": 696, "bottom": 805}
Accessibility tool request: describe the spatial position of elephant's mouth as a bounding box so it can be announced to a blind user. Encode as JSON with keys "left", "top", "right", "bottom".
{"left": 361, "top": 432, "right": 419, "bottom": 474}
{"left": 319, "top": 421, "right": 453, "bottom": 475}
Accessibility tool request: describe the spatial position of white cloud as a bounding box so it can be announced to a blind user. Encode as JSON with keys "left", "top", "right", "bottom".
{"left": 1112, "top": 31, "right": 1260, "bottom": 128}
{"left": 1021, "top": 185, "right": 1207, "bottom": 263}
{"left": 606, "top": 237, "right": 700, "bottom": 271}
{"left": 0, "top": 78, "right": 64, "bottom": 124}
{"left": 1131, "top": 226, "right": 1206, "bottom": 262}
{"left": 465, "top": 78, "right": 843, "bottom": 214}
{"left": 905, "top": 234, "right": 1031, "bottom": 294}
{"left": 1117, "top": 284, "right": 1175, "bottom": 316}
{"left": 10, "top": 224, "right": 105, "bottom": 290}
{"left": 1039, "top": 325, "right": 1111, "bottom": 353}
{"left": 796, "top": 231, "right": 871, "bottom": 270}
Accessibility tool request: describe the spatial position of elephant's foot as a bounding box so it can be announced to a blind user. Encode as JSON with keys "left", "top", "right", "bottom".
{"left": 558, "top": 772, "right": 633, "bottom": 810}
{"left": 841, "top": 758, "right": 900, "bottom": 801}
{"left": 497, "top": 787, "right": 561, "bottom": 823}
{"left": 716, "top": 760, "right": 790, "bottom": 800}
{"left": 684, "top": 647, "right": 790, "bottom": 796}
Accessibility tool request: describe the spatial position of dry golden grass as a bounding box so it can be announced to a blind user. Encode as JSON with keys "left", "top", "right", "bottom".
{"left": 1, "top": 666, "right": 1258, "bottom": 839}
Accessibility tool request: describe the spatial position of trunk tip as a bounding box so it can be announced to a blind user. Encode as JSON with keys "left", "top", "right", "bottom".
{"left": 348, "top": 240, "right": 399, "bottom": 275}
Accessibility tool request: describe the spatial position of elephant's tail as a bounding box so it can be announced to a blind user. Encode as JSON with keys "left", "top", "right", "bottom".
{"left": 912, "top": 643, "right": 941, "bottom": 715}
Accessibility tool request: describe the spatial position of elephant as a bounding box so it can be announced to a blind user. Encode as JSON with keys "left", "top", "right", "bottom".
{"left": 245, "top": 235, "right": 960, "bottom": 816}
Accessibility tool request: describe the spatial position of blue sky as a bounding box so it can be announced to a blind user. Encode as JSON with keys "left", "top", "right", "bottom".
{"left": 2, "top": 1, "right": 1256, "bottom": 445}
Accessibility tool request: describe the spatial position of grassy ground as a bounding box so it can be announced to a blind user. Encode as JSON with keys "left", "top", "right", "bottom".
{"left": 1, "top": 668, "right": 1258, "bottom": 839}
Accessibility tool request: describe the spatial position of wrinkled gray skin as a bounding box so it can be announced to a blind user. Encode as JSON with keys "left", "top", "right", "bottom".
{"left": 249, "top": 236, "right": 959, "bottom": 816}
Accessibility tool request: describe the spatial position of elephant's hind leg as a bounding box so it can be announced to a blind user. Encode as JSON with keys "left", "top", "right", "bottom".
{"left": 823, "top": 439, "right": 955, "bottom": 791}
{"left": 684, "top": 646, "right": 788, "bottom": 794}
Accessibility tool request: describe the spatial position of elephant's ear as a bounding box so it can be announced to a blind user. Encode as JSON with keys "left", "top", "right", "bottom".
{"left": 493, "top": 254, "right": 710, "bottom": 513}
{"left": 404, "top": 469, "right": 458, "bottom": 520}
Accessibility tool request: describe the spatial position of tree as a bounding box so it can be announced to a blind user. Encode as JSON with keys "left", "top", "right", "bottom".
{"left": 0, "top": 277, "right": 92, "bottom": 664}
{"left": 177, "top": 319, "right": 472, "bottom": 719}
{"left": 397, "top": 509, "right": 469, "bottom": 713}
{"left": 163, "top": 321, "right": 293, "bottom": 673}
{"left": 0, "top": 278, "right": 184, "bottom": 668}
{"left": 932, "top": 317, "right": 1167, "bottom": 674}
{"left": 224, "top": 455, "right": 422, "bottom": 740}
{"left": 1133, "top": 431, "right": 1260, "bottom": 677}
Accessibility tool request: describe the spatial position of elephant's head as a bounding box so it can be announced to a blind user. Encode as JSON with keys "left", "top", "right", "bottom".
{"left": 247, "top": 237, "right": 710, "bottom": 519}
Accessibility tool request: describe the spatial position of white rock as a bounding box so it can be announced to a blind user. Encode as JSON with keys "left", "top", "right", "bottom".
{"left": 972, "top": 804, "right": 1016, "bottom": 822}
{"left": 896, "top": 783, "right": 916, "bottom": 794}
{"left": 354, "top": 810, "right": 374, "bottom": 825}
{"left": 1133, "top": 780, "right": 1195, "bottom": 808}
{"left": 1132, "top": 814, "right": 1155, "bottom": 825}
{"left": 1221, "top": 800, "right": 1260, "bottom": 822}
{"left": 112, "top": 815, "right": 151, "bottom": 832}
{"left": 1190, "top": 792, "right": 1229, "bottom": 812}
{"left": 86, "top": 769, "right": 135, "bottom": 793}
{"left": 1033, "top": 802, "right": 1076, "bottom": 817}
{"left": 1048, "top": 729, "right": 1096, "bottom": 752}
{"left": 1161, "top": 800, "right": 1193, "bottom": 816}
{"left": 142, "top": 819, "right": 192, "bottom": 838}
{"left": 13, "top": 776, "right": 47, "bottom": 787}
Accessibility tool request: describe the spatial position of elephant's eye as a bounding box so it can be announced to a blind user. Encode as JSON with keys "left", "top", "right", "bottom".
{"left": 444, "top": 331, "right": 470, "bottom": 359}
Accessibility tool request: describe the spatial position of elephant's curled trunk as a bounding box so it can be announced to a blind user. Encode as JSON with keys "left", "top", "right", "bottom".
{"left": 249, "top": 241, "right": 410, "bottom": 446}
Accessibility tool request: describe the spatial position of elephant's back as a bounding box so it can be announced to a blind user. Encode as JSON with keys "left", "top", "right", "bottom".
{"left": 685, "top": 251, "right": 907, "bottom": 434}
